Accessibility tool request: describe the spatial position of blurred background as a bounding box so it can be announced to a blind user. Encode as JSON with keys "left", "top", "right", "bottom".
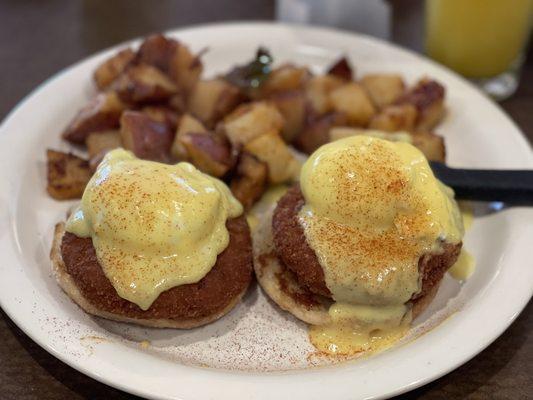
{"left": 0, "top": 0, "right": 531, "bottom": 399}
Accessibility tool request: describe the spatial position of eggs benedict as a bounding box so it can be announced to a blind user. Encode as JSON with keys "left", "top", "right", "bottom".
{"left": 253, "top": 135, "right": 464, "bottom": 354}
{"left": 51, "top": 149, "right": 252, "bottom": 328}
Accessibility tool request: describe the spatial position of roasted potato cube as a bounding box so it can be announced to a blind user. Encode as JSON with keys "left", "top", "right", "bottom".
{"left": 86, "top": 130, "right": 122, "bottom": 159}
{"left": 327, "top": 57, "right": 353, "bottom": 81}
{"left": 259, "top": 65, "right": 310, "bottom": 97}
{"left": 168, "top": 93, "right": 186, "bottom": 113}
{"left": 411, "top": 131, "right": 445, "bottom": 162}
{"left": 137, "top": 34, "right": 203, "bottom": 95}
{"left": 230, "top": 152, "right": 268, "bottom": 209}
{"left": 305, "top": 75, "right": 344, "bottom": 114}
{"left": 294, "top": 112, "right": 347, "bottom": 154}
{"left": 329, "top": 83, "right": 376, "bottom": 126}
{"left": 171, "top": 114, "right": 208, "bottom": 160}
{"left": 369, "top": 104, "right": 417, "bottom": 132}
{"left": 360, "top": 74, "right": 405, "bottom": 109}
{"left": 178, "top": 132, "right": 233, "bottom": 177}
{"left": 396, "top": 78, "right": 446, "bottom": 131}
{"left": 62, "top": 92, "right": 125, "bottom": 144}
{"left": 93, "top": 48, "right": 135, "bottom": 90}
{"left": 141, "top": 106, "right": 180, "bottom": 130}
{"left": 46, "top": 150, "right": 92, "bottom": 200}
{"left": 269, "top": 90, "right": 306, "bottom": 142}
{"left": 244, "top": 130, "right": 299, "bottom": 183}
{"left": 114, "top": 64, "right": 178, "bottom": 104}
{"left": 187, "top": 79, "right": 243, "bottom": 128}
{"left": 223, "top": 102, "right": 284, "bottom": 146}
{"left": 120, "top": 111, "right": 174, "bottom": 162}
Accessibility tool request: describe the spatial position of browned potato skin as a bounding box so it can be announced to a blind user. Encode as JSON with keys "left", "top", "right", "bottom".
{"left": 141, "top": 106, "right": 180, "bottom": 130}
{"left": 369, "top": 104, "right": 418, "bottom": 132}
{"left": 46, "top": 150, "right": 92, "bottom": 200}
{"left": 305, "top": 75, "right": 344, "bottom": 115}
{"left": 86, "top": 130, "right": 122, "bottom": 159}
{"left": 62, "top": 92, "right": 125, "bottom": 144}
{"left": 120, "top": 111, "right": 174, "bottom": 162}
{"left": 411, "top": 131, "right": 446, "bottom": 162}
{"left": 360, "top": 74, "right": 405, "bottom": 109}
{"left": 222, "top": 102, "right": 284, "bottom": 146}
{"left": 230, "top": 152, "right": 268, "bottom": 210}
{"left": 396, "top": 78, "right": 446, "bottom": 132}
{"left": 178, "top": 132, "right": 234, "bottom": 177}
{"left": 136, "top": 34, "right": 202, "bottom": 95}
{"left": 259, "top": 65, "right": 311, "bottom": 97}
{"left": 329, "top": 83, "right": 376, "bottom": 126}
{"left": 244, "top": 129, "right": 300, "bottom": 184}
{"left": 187, "top": 79, "right": 244, "bottom": 128}
{"left": 269, "top": 90, "right": 306, "bottom": 142}
{"left": 114, "top": 64, "right": 178, "bottom": 104}
{"left": 327, "top": 57, "right": 353, "bottom": 81}
{"left": 171, "top": 114, "right": 208, "bottom": 160}
{"left": 93, "top": 48, "right": 135, "bottom": 90}
{"left": 294, "top": 112, "right": 347, "bottom": 154}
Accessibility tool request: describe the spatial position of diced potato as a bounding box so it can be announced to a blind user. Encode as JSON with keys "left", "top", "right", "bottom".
{"left": 168, "top": 93, "right": 186, "bottom": 113}
{"left": 171, "top": 114, "right": 208, "bottom": 160}
{"left": 93, "top": 48, "right": 135, "bottom": 90}
{"left": 178, "top": 132, "right": 233, "bottom": 177}
{"left": 411, "top": 131, "right": 446, "bottom": 162}
{"left": 187, "top": 79, "right": 243, "bottom": 128}
{"left": 223, "top": 102, "right": 284, "bottom": 146}
{"left": 360, "top": 74, "right": 405, "bottom": 109}
{"left": 369, "top": 104, "right": 417, "bottom": 132}
{"left": 397, "top": 78, "right": 446, "bottom": 131}
{"left": 329, "top": 127, "right": 413, "bottom": 143}
{"left": 329, "top": 83, "right": 376, "bottom": 126}
{"left": 269, "top": 90, "right": 306, "bottom": 142}
{"left": 230, "top": 152, "right": 268, "bottom": 209}
{"left": 259, "top": 65, "right": 310, "bottom": 97}
{"left": 294, "top": 112, "right": 347, "bottom": 154}
{"left": 327, "top": 57, "right": 353, "bottom": 81}
{"left": 62, "top": 92, "right": 125, "bottom": 144}
{"left": 244, "top": 130, "right": 299, "bottom": 183}
{"left": 114, "top": 64, "right": 178, "bottom": 104}
{"left": 142, "top": 106, "right": 180, "bottom": 130}
{"left": 46, "top": 150, "right": 92, "bottom": 200}
{"left": 305, "top": 75, "right": 344, "bottom": 114}
{"left": 137, "top": 34, "right": 203, "bottom": 95}
{"left": 86, "top": 130, "right": 122, "bottom": 159}
{"left": 120, "top": 111, "right": 174, "bottom": 162}
{"left": 168, "top": 43, "right": 203, "bottom": 95}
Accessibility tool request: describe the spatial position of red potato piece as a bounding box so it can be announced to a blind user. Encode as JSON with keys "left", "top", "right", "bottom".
{"left": 137, "top": 34, "right": 203, "bottom": 95}
{"left": 178, "top": 132, "right": 234, "bottom": 177}
{"left": 171, "top": 114, "right": 208, "bottom": 160}
{"left": 86, "top": 130, "right": 122, "bottom": 159}
{"left": 114, "top": 64, "right": 178, "bottom": 104}
{"left": 62, "top": 92, "right": 125, "bottom": 144}
{"left": 93, "top": 48, "right": 136, "bottom": 90}
{"left": 327, "top": 57, "right": 353, "bottom": 81}
{"left": 269, "top": 90, "right": 306, "bottom": 143}
{"left": 305, "top": 74, "right": 344, "bottom": 115}
{"left": 294, "top": 112, "right": 347, "bottom": 154}
{"left": 369, "top": 104, "right": 418, "bottom": 132}
{"left": 329, "top": 82, "right": 376, "bottom": 126}
{"left": 46, "top": 150, "right": 92, "bottom": 200}
{"left": 141, "top": 106, "right": 181, "bottom": 130}
{"left": 360, "top": 74, "right": 406, "bottom": 109}
{"left": 396, "top": 78, "right": 446, "bottom": 131}
{"left": 120, "top": 111, "right": 174, "bottom": 162}
{"left": 230, "top": 152, "right": 268, "bottom": 210}
{"left": 259, "top": 65, "right": 311, "bottom": 98}
{"left": 187, "top": 79, "right": 244, "bottom": 128}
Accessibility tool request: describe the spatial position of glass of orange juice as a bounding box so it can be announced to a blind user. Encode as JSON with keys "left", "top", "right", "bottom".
{"left": 425, "top": 0, "right": 532, "bottom": 100}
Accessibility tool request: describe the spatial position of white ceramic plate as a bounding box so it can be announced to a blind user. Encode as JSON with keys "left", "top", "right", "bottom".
{"left": 0, "top": 22, "right": 532, "bottom": 400}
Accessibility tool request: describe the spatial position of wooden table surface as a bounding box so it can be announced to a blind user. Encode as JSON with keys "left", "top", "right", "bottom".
{"left": 0, "top": 1, "right": 531, "bottom": 399}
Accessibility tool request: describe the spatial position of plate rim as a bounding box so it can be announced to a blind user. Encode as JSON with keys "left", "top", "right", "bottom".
{"left": 0, "top": 21, "right": 532, "bottom": 400}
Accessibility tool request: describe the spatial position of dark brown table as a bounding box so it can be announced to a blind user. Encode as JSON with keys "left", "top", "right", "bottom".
{"left": 1, "top": 1, "right": 531, "bottom": 399}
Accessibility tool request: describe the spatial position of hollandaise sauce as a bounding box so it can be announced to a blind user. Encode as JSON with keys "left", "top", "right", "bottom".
{"left": 66, "top": 149, "right": 242, "bottom": 310}
{"left": 299, "top": 136, "right": 464, "bottom": 355}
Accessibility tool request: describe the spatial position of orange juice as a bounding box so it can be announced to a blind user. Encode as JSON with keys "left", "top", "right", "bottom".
{"left": 425, "top": 0, "right": 532, "bottom": 78}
